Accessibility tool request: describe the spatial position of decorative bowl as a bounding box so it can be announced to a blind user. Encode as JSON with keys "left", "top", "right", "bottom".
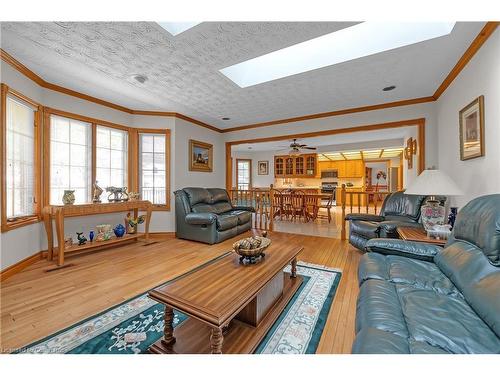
{"left": 232, "top": 236, "right": 271, "bottom": 264}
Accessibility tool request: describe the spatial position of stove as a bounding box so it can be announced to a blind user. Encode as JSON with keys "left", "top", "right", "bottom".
{"left": 321, "top": 182, "right": 338, "bottom": 198}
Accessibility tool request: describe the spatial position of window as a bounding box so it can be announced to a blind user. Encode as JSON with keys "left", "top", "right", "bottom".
{"left": 5, "top": 96, "right": 36, "bottom": 220}
{"left": 139, "top": 131, "right": 169, "bottom": 207}
{"left": 95, "top": 125, "right": 128, "bottom": 189}
{"left": 49, "top": 115, "right": 92, "bottom": 204}
{"left": 236, "top": 159, "right": 252, "bottom": 190}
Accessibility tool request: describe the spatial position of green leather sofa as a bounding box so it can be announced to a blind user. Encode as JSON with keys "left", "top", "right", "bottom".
{"left": 352, "top": 194, "right": 500, "bottom": 354}
{"left": 345, "top": 191, "right": 428, "bottom": 251}
{"left": 174, "top": 187, "right": 255, "bottom": 244}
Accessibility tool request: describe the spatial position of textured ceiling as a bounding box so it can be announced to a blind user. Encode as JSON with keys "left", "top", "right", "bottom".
{"left": 0, "top": 22, "right": 485, "bottom": 128}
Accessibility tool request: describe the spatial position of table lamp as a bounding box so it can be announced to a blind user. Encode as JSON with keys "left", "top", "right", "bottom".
{"left": 404, "top": 168, "right": 463, "bottom": 231}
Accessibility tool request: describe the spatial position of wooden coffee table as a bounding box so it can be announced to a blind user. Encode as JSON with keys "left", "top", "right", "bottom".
{"left": 397, "top": 226, "right": 447, "bottom": 246}
{"left": 148, "top": 241, "right": 303, "bottom": 354}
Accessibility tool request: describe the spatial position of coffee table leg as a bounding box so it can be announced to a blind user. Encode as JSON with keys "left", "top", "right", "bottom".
{"left": 291, "top": 257, "right": 297, "bottom": 278}
{"left": 162, "top": 307, "right": 176, "bottom": 347}
{"left": 210, "top": 327, "right": 223, "bottom": 354}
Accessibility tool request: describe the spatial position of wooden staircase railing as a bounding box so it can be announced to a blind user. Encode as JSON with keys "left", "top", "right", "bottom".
{"left": 229, "top": 186, "right": 274, "bottom": 231}
{"left": 340, "top": 184, "right": 391, "bottom": 240}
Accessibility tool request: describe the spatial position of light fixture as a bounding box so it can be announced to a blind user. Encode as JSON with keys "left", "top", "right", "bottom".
{"left": 383, "top": 85, "right": 396, "bottom": 91}
{"left": 220, "top": 22, "right": 455, "bottom": 88}
{"left": 132, "top": 74, "right": 148, "bottom": 84}
{"left": 222, "top": 117, "right": 230, "bottom": 120}
{"left": 157, "top": 22, "right": 201, "bottom": 36}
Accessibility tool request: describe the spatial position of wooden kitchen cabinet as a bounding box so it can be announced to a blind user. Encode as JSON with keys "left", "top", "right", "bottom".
{"left": 274, "top": 154, "right": 317, "bottom": 178}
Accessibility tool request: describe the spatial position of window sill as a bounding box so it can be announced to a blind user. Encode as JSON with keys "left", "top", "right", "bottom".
{"left": 1, "top": 215, "right": 41, "bottom": 232}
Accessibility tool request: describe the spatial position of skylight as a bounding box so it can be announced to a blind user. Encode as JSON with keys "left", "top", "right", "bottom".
{"left": 157, "top": 22, "right": 201, "bottom": 36}
{"left": 220, "top": 22, "right": 456, "bottom": 88}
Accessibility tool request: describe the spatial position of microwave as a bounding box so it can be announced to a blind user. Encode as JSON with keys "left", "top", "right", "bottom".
{"left": 321, "top": 169, "right": 338, "bottom": 179}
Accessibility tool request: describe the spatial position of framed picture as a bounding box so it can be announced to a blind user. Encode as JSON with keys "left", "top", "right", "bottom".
{"left": 459, "top": 96, "right": 485, "bottom": 161}
{"left": 189, "top": 139, "right": 213, "bottom": 172}
{"left": 257, "top": 161, "right": 269, "bottom": 175}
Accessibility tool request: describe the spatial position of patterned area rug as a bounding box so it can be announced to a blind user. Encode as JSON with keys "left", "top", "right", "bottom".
{"left": 18, "top": 260, "right": 341, "bottom": 354}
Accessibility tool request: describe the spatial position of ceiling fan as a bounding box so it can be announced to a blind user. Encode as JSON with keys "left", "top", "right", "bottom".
{"left": 278, "top": 139, "right": 317, "bottom": 154}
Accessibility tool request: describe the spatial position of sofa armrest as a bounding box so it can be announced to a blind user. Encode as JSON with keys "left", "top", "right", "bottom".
{"left": 379, "top": 221, "right": 421, "bottom": 236}
{"left": 365, "top": 238, "right": 441, "bottom": 262}
{"left": 232, "top": 205, "right": 256, "bottom": 212}
{"left": 185, "top": 212, "right": 217, "bottom": 225}
{"left": 345, "top": 213, "right": 385, "bottom": 222}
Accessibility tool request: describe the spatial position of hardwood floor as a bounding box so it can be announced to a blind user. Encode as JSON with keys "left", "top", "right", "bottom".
{"left": 0, "top": 230, "right": 362, "bottom": 354}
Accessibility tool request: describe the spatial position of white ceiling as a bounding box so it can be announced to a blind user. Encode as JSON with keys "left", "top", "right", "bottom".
{"left": 232, "top": 127, "right": 410, "bottom": 152}
{"left": 0, "top": 22, "right": 485, "bottom": 129}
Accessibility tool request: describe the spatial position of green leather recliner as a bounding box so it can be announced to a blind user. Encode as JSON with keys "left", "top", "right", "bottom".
{"left": 174, "top": 187, "right": 255, "bottom": 244}
{"left": 352, "top": 194, "right": 500, "bottom": 354}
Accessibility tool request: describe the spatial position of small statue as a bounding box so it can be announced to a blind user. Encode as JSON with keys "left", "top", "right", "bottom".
{"left": 106, "top": 186, "right": 129, "bottom": 202}
{"left": 62, "top": 190, "right": 75, "bottom": 205}
{"left": 125, "top": 213, "right": 146, "bottom": 234}
{"left": 92, "top": 181, "right": 103, "bottom": 203}
{"left": 76, "top": 232, "right": 87, "bottom": 246}
{"left": 128, "top": 192, "right": 140, "bottom": 201}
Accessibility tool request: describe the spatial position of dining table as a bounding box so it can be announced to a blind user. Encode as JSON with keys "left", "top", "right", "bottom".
{"left": 273, "top": 192, "right": 333, "bottom": 222}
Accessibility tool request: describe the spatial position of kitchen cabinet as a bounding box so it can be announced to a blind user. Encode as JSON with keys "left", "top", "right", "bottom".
{"left": 274, "top": 153, "right": 317, "bottom": 178}
{"left": 332, "top": 160, "right": 364, "bottom": 178}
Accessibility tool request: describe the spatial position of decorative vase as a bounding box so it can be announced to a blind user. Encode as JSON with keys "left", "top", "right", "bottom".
{"left": 89, "top": 230, "right": 95, "bottom": 242}
{"left": 447, "top": 207, "right": 458, "bottom": 229}
{"left": 114, "top": 224, "right": 126, "bottom": 238}
{"left": 62, "top": 190, "right": 75, "bottom": 205}
{"left": 421, "top": 198, "right": 446, "bottom": 231}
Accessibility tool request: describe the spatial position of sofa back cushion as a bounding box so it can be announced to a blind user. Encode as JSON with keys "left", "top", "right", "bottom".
{"left": 452, "top": 194, "right": 500, "bottom": 266}
{"left": 435, "top": 242, "right": 500, "bottom": 338}
{"left": 381, "top": 191, "right": 426, "bottom": 222}
{"left": 182, "top": 187, "right": 233, "bottom": 214}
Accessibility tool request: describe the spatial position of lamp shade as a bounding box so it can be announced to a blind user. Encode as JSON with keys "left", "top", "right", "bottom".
{"left": 405, "top": 169, "right": 463, "bottom": 196}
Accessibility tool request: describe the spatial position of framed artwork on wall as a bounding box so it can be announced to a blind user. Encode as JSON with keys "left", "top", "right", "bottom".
{"left": 459, "top": 95, "right": 485, "bottom": 161}
{"left": 257, "top": 161, "right": 269, "bottom": 175}
{"left": 189, "top": 139, "right": 213, "bottom": 172}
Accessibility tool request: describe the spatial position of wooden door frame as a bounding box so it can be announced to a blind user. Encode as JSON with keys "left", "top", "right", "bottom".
{"left": 225, "top": 118, "right": 425, "bottom": 191}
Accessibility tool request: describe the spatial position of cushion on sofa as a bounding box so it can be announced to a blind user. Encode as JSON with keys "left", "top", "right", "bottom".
{"left": 381, "top": 192, "right": 426, "bottom": 221}
{"left": 183, "top": 187, "right": 211, "bottom": 205}
{"left": 350, "top": 220, "right": 379, "bottom": 239}
{"left": 215, "top": 214, "right": 238, "bottom": 231}
{"left": 207, "top": 188, "right": 231, "bottom": 203}
{"left": 435, "top": 241, "right": 500, "bottom": 337}
{"left": 359, "top": 252, "right": 461, "bottom": 297}
{"left": 212, "top": 202, "right": 233, "bottom": 214}
{"left": 229, "top": 210, "right": 252, "bottom": 225}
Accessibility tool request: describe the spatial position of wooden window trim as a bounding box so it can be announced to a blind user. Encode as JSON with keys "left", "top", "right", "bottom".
{"left": 0, "top": 84, "right": 42, "bottom": 232}
{"left": 236, "top": 158, "right": 252, "bottom": 190}
{"left": 136, "top": 128, "right": 171, "bottom": 211}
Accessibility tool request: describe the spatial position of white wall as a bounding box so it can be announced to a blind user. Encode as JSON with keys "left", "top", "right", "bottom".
{"left": 231, "top": 151, "right": 275, "bottom": 188}
{"left": 436, "top": 29, "right": 500, "bottom": 207}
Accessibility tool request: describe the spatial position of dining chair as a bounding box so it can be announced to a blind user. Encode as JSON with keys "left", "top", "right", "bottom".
{"left": 281, "top": 191, "right": 293, "bottom": 220}
{"left": 290, "top": 191, "right": 306, "bottom": 222}
{"left": 304, "top": 194, "right": 320, "bottom": 222}
{"left": 317, "top": 191, "right": 334, "bottom": 223}
{"left": 271, "top": 190, "right": 284, "bottom": 220}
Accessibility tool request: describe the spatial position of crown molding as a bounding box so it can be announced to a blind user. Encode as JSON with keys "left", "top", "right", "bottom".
{"left": 1, "top": 22, "right": 497, "bottom": 134}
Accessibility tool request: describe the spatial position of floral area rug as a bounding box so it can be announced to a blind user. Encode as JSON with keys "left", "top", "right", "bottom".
{"left": 18, "top": 261, "right": 341, "bottom": 354}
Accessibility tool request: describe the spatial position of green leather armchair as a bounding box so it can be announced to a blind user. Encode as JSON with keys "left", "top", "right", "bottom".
{"left": 174, "top": 187, "right": 255, "bottom": 244}
{"left": 345, "top": 191, "right": 428, "bottom": 251}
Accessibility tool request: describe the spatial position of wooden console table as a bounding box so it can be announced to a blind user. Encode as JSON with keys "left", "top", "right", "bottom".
{"left": 42, "top": 200, "right": 153, "bottom": 266}
{"left": 397, "top": 226, "right": 447, "bottom": 246}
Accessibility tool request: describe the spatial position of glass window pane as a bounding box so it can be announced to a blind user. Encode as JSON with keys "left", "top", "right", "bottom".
{"left": 154, "top": 136, "right": 165, "bottom": 151}
{"left": 110, "top": 131, "right": 125, "bottom": 150}
{"left": 6, "top": 96, "right": 35, "bottom": 218}
{"left": 70, "top": 121, "right": 89, "bottom": 145}
{"left": 142, "top": 152, "right": 154, "bottom": 171}
{"left": 141, "top": 135, "right": 154, "bottom": 152}
{"left": 96, "top": 127, "right": 110, "bottom": 148}
{"left": 96, "top": 167, "right": 111, "bottom": 189}
{"left": 140, "top": 133, "right": 167, "bottom": 205}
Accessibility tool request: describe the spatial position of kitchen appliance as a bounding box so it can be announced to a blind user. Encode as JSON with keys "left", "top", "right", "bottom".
{"left": 320, "top": 169, "right": 338, "bottom": 179}
{"left": 321, "top": 181, "right": 338, "bottom": 202}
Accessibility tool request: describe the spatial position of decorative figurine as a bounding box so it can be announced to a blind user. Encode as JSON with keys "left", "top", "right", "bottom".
{"left": 76, "top": 232, "right": 87, "bottom": 245}
{"left": 64, "top": 237, "right": 73, "bottom": 249}
{"left": 62, "top": 190, "right": 75, "bottom": 205}
{"left": 128, "top": 192, "right": 140, "bottom": 201}
{"left": 89, "top": 230, "right": 95, "bottom": 242}
{"left": 125, "top": 213, "right": 145, "bottom": 234}
{"left": 447, "top": 207, "right": 458, "bottom": 229}
{"left": 106, "top": 186, "right": 129, "bottom": 202}
{"left": 96, "top": 224, "right": 112, "bottom": 241}
{"left": 113, "top": 224, "right": 126, "bottom": 238}
{"left": 92, "top": 181, "right": 103, "bottom": 203}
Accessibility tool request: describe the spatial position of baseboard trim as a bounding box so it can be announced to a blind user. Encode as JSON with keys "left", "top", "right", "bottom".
{"left": 0, "top": 233, "right": 176, "bottom": 281}
{"left": 0, "top": 251, "right": 45, "bottom": 281}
